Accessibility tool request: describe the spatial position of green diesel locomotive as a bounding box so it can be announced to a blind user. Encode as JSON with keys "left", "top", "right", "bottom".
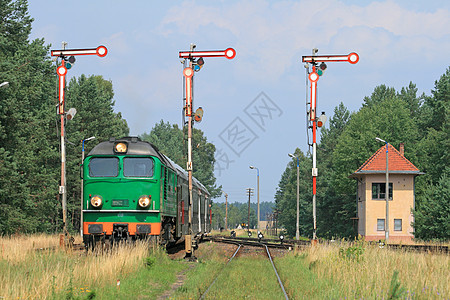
{"left": 82, "top": 136, "right": 211, "bottom": 248}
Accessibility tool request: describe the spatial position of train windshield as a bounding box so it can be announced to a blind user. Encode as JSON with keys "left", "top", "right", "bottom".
{"left": 123, "top": 157, "right": 154, "bottom": 177}
{"left": 89, "top": 157, "right": 119, "bottom": 177}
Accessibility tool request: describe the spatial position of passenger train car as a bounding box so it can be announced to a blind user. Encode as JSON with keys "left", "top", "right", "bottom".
{"left": 82, "top": 136, "right": 211, "bottom": 248}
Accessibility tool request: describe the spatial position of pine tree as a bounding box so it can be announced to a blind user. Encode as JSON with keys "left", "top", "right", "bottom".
{"left": 0, "top": 0, "right": 59, "bottom": 233}
{"left": 141, "top": 120, "right": 221, "bottom": 198}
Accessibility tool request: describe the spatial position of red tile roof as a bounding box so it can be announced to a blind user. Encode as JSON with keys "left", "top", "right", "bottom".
{"left": 352, "top": 144, "right": 421, "bottom": 175}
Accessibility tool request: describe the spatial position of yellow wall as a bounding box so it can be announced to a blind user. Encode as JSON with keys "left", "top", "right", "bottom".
{"left": 358, "top": 174, "right": 415, "bottom": 241}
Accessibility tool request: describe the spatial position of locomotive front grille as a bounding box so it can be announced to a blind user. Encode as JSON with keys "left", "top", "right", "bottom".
{"left": 136, "top": 224, "right": 151, "bottom": 234}
{"left": 88, "top": 224, "right": 103, "bottom": 234}
{"left": 113, "top": 223, "right": 128, "bottom": 233}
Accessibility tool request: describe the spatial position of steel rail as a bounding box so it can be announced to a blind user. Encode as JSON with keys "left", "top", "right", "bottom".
{"left": 264, "top": 244, "right": 289, "bottom": 300}
{"left": 206, "top": 236, "right": 307, "bottom": 250}
{"left": 211, "top": 235, "right": 311, "bottom": 246}
{"left": 199, "top": 243, "right": 242, "bottom": 300}
{"left": 210, "top": 236, "right": 448, "bottom": 254}
{"left": 200, "top": 238, "right": 291, "bottom": 299}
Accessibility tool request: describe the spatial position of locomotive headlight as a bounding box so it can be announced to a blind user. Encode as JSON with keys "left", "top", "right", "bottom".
{"left": 90, "top": 195, "right": 103, "bottom": 208}
{"left": 114, "top": 142, "right": 127, "bottom": 153}
{"left": 138, "top": 195, "right": 151, "bottom": 208}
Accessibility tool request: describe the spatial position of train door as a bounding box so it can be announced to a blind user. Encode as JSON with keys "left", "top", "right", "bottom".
{"left": 176, "top": 184, "right": 183, "bottom": 237}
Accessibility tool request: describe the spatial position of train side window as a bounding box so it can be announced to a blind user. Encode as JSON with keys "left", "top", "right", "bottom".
{"left": 89, "top": 157, "right": 119, "bottom": 177}
{"left": 123, "top": 157, "right": 154, "bottom": 177}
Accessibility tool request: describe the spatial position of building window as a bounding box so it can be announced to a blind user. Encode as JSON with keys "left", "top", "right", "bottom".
{"left": 372, "top": 183, "right": 393, "bottom": 200}
{"left": 394, "top": 219, "right": 402, "bottom": 231}
{"left": 377, "top": 219, "right": 385, "bottom": 231}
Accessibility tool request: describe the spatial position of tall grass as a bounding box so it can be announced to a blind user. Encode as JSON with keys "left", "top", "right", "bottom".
{"left": 277, "top": 240, "right": 449, "bottom": 299}
{"left": 0, "top": 235, "right": 164, "bottom": 299}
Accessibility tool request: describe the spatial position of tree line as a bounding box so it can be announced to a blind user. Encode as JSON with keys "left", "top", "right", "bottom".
{"left": 0, "top": 1, "right": 221, "bottom": 234}
{"left": 275, "top": 71, "right": 449, "bottom": 241}
{"left": 1, "top": 1, "right": 447, "bottom": 241}
{"left": 0, "top": 0, "right": 130, "bottom": 233}
{"left": 211, "top": 201, "right": 275, "bottom": 230}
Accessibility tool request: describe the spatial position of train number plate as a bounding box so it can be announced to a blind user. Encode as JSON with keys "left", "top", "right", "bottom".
{"left": 111, "top": 199, "right": 129, "bottom": 207}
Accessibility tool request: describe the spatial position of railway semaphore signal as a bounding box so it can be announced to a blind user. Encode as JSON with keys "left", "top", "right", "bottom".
{"left": 50, "top": 43, "right": 108, "bottom": 243}
{"left": 179, "top": 44, "right": 236, "bottom": 259}
{"left": 302, "top": 49, "right": 359, "bottom": 241}
{"left": 179, "top": 48, "right": 236, "bottom": 60}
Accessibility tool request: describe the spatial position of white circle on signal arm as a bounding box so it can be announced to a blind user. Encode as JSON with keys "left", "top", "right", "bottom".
{"left": 184, "top": 68, "right": 193, "bottom": 77}
{"left": 96, "top": 46, "right": 108, "bottom": 57}
{"left": 225, "top": 48, "right": 236, "bottom": 59}
{"left": 348, "top": 53, "right": 359, "bottom": 64}
{"left": 309, "top": 72, "right": 319, "bottom": 82}
{"left": 57, "top": 66, "right": 67, "bottom": 75}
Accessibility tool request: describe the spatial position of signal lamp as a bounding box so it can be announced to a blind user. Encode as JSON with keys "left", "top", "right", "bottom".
{"left": 193, "top": 57, "right": 204, "bottom": 72}
{"left": 66, "top": 108, "right": 77, "bottom": 120}
{"left": 114, "top": 142, "right": 127, "bottom": 153}
{"left": 248, "top": 231, "right": 252, "bottom": 237}
{"left": 90, "top": 195, "right": 103, "bottom": 208}
{"left": 194, "top": 107, "right": 204, "bottom": 122}
{"left": 317, "top": 62, "right": 327, "bottom": 76}
{"left": 279, "top": 234, "right": 284, "bottom": 244}
{"left": 138, "top": 195, "right": 151, "bottom": 208}
{"left": 317, "top": 112, "right": 327, "bottom": 127}
{"left": 64, "top": 56, "right": 76, "bottom": 69}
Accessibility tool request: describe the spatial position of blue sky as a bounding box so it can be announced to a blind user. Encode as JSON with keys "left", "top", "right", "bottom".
{"left": 28, "top": 0, "right": 450, "bottom": 204}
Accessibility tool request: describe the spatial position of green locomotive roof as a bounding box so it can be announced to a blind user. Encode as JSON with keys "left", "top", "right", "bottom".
{"left": 87, "top": 137, "right": 209, "bottom": 195}
{"left": 88, "top": 136, "right": 175, "bottom": 168}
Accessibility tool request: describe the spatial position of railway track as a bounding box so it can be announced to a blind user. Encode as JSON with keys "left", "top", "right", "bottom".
{"left": 209, "top": 235, "right": 448, "bottom": 254}
{"left": 59, "top": 235, "right": 449, "bottom": 256}
{"left": 199, "top": 238, "right": 290, "bottom": 300}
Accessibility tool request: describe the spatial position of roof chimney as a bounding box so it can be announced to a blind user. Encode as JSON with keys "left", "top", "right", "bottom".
{"left": 399, "top": 143, "right": 404, "bottom": 156}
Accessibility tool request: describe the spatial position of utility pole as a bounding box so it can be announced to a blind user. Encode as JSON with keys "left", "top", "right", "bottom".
{"left": 179, "top": 45, "right": 235, "bottom": 258}
{"left": 249, "top": 166, "right": 260, "bottom": 232}
{"left": 50, "top": 44, "right": 107, "bottom": 242}
{"left": 302, "top": 50, "right": 359, "bottom": 241}
{"left": 246, "top": 188, "right": 254, "bottom": 236}
{"left": 274, "top": 209, "right": 279, "bottom": 236}
{"left": 222, "top": 191, "right": 228, "bottom": 230}
{"left": 289, "top": 153, "right": 300, "bottom": 240}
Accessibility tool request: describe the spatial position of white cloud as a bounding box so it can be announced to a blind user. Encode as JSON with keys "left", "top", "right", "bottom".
{"left": 158, "top": 0, "right": 450, "bottom": 81}
{"left": 114, "top": 64, "right": 182, "bottom": 135}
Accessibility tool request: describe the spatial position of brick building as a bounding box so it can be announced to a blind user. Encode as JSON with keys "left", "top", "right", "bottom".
{"left": 349, "top": 143, "right": 423, "bottom": 242}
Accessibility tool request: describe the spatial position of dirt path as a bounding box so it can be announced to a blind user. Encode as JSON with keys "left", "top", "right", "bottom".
{"left": 156, "top": 263, "right": 196, "bottom": 300}
{"left": 156, "top": 242, "right": 241, "bottom": 299}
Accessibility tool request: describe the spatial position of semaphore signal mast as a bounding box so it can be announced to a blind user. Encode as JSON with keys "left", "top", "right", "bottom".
{"left": 179, "top": 44, "right": 236, "bottom": 259}
{"left": 50, "top": 43, "right": 107, "bottom": 243}
{"left": 302, "top": 49, "right": 359, "bottom": 241}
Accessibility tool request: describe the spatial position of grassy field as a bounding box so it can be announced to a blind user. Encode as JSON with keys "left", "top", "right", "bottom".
{"left": 276, "top": 240, "right": 449, "bottom": 299}
{"left": 175, "top": 237, "right": 449, "bottom": 299}
{"left": 0, "top": 234, "right": 186, "bottom": 299}
{"left": 1, "top": 234, "right": 448, "bottom": 299}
